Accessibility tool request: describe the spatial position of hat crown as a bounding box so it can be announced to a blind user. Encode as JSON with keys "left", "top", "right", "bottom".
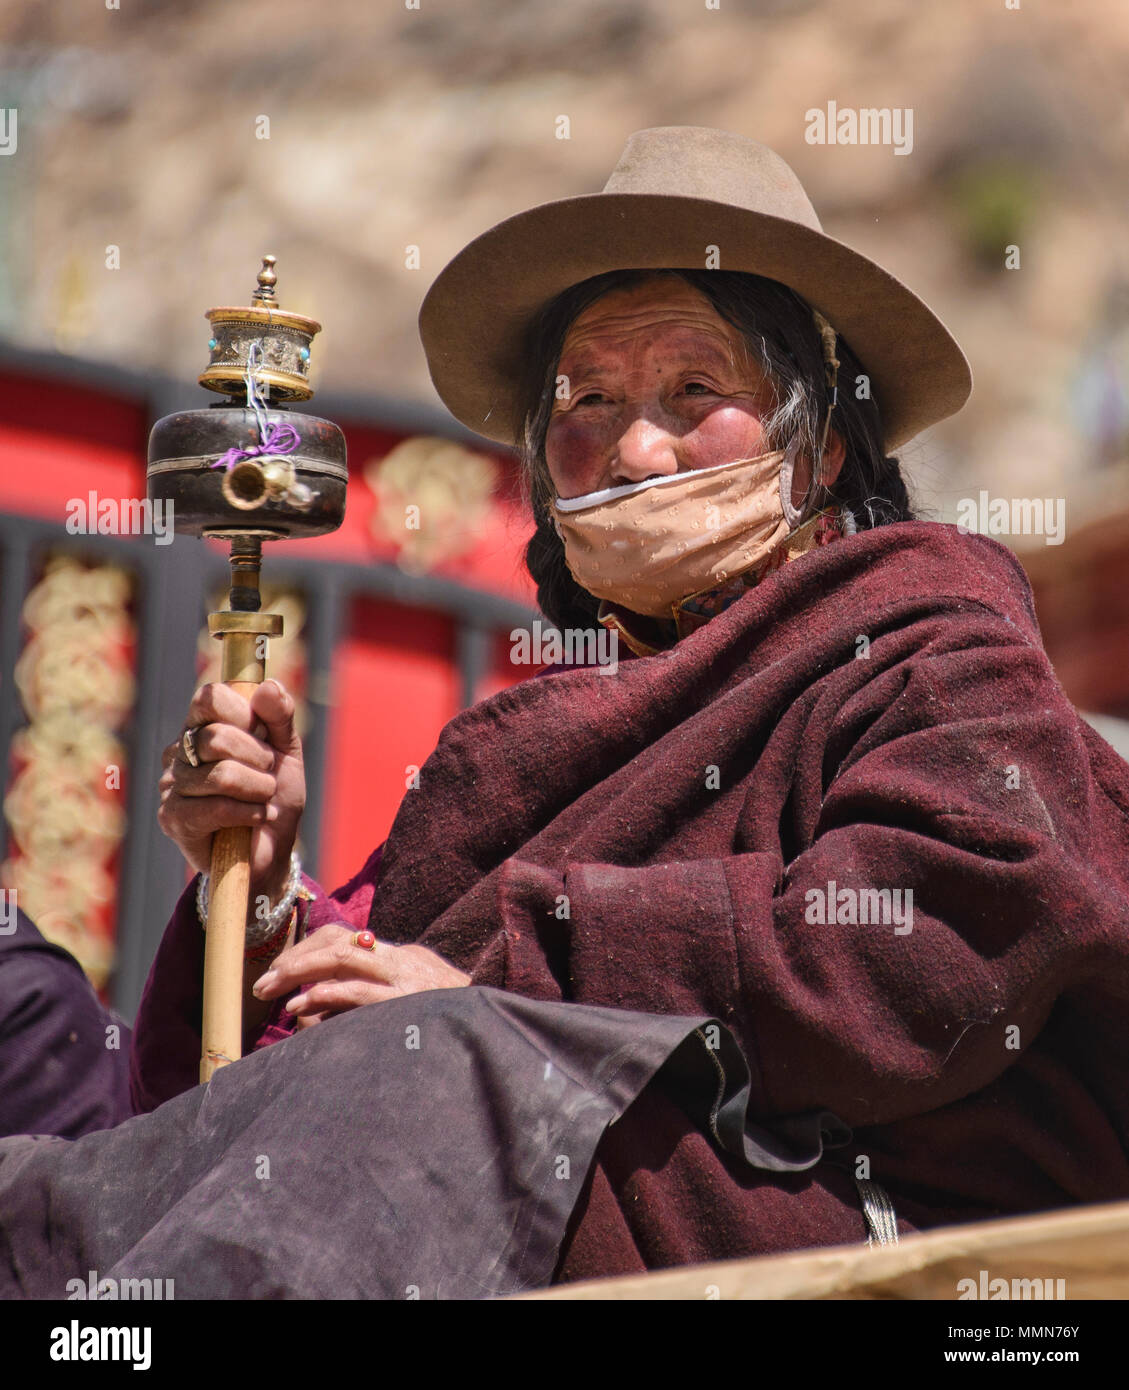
{"left": 418, "top": 125, "right": 972, "bottom": 451}
{"left": 603, "top": 126, "right": 823, "bottom": 233}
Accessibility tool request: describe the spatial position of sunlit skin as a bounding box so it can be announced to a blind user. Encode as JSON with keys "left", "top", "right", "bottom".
{"left": 545, "top": 276, "right": 844, "bottom": 506}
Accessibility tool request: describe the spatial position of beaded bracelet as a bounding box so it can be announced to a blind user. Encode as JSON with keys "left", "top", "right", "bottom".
{"left": 196, "top": 850, "right": 302, "bottom": 947}
{"left": 244, "top": 906, "right": 298, "bottom": 963}
{"left": 246, "top": 881, "right": 316, "bottom": 963}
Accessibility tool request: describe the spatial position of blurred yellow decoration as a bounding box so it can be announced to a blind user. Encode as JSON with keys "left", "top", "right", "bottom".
{"left": 364, "top": 436, "right": 498, "bottom": 573}
{"left": 11, "top": 715, "right": 126, "bottom": 786}
{"left": 53, "top": 249, "right": 93, "bottom": 355}
{"left": 1, "top": 552, "right": 135, "bottom": 990}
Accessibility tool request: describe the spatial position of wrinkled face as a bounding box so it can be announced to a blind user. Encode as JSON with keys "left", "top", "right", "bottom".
{"left": 545, "top": 276, "right": 779, "bottom": 501}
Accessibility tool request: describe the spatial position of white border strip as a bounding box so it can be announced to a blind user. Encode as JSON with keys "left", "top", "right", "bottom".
{"left": 554, "top": 456, "right": 756, "bottom": 513}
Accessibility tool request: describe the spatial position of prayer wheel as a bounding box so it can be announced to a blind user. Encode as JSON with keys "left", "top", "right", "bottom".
{"left": 147, "top": 254, "right": 347, "bottom": 542}
{"left": 147, "top": 256, "right": 347, "bottom": 1083}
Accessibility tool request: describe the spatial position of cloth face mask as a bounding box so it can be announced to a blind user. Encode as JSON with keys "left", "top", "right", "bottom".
{"left": 552, "top": 442, "right": 801, "bottom": 619}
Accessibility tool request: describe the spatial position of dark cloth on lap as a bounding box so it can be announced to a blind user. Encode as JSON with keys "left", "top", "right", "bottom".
{"left": 0, "top": 987, "right": 845, "bottom": 1300}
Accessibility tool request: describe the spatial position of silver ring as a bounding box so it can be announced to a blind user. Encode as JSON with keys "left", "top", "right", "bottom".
{"left": 181, "top": 726, "right": 201, "bottom": 768}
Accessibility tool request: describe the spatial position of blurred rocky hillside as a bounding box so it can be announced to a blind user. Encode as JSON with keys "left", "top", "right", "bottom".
{"left": 1, "top": 0, "right": 1128, "bottom": 532}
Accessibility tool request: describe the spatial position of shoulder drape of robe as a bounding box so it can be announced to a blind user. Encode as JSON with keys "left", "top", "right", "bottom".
{"left": 130, "top": 520, "right": 1129, "bottom": 1278}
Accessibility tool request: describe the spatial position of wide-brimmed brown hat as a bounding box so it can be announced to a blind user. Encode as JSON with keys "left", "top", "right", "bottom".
{"left": 418, "top": 126, "right": 972, "bottom": 452}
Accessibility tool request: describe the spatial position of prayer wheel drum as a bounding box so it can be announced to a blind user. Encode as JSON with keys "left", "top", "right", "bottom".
{"left": 147, "top": 404, "right": 347, "bottom": 541}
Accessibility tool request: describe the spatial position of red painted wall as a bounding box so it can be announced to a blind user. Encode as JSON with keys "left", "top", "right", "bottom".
{"left": 0, "top": 360, "right": 537, "bottom": 954}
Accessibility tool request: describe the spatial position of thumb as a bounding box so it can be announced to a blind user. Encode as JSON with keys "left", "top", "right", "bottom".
{"left": 249, "top": 678, "right": 302, "bottom": 757}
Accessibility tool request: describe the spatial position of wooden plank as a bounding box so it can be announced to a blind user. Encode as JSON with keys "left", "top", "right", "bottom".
{"left": 520, "top": 1198, "right": 1129, "bottom": 1300}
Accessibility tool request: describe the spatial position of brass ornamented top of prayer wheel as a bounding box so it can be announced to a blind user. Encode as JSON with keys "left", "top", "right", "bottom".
{"left": 199, "top": 255, "right": 322, "bottom": 402}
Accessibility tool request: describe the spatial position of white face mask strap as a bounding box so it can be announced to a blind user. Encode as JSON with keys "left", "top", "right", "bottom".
{"left": 779, "top": 435, "right": 808, "bottom": 529}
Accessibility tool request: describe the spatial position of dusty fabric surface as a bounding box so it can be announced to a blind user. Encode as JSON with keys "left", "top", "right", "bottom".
{"left": 0, "top": 987, "right": 844, "bottom": 1299}
{"left": 129, "top": 520, "right": 1129, "bottom": 1282}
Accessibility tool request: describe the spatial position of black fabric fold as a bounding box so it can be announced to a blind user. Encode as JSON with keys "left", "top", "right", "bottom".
{"left": 655, "top": 1024, "right": 852, "bottom": 1172}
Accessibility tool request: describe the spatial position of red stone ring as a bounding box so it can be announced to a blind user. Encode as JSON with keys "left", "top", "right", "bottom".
{"left": 351, "top": 930, "right": 378, "bottom": 952}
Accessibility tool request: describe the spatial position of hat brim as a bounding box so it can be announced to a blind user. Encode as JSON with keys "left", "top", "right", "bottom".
{"left": 419, "top": 192, "right": 971, "bottom": 452}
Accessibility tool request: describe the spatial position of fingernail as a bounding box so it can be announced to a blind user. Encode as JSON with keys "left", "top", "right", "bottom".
{"left": 285, "top": 993, "right": 306, "bottom": 1013}
{"left": 253, "top": 971, "right": 278, "bottom": 997}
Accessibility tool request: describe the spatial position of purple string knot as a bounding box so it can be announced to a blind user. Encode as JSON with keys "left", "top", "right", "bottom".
{"left": 210, "top": 421, "right": 302, "bottom": 472}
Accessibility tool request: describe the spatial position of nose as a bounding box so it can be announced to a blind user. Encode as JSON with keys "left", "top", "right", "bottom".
{"left": 609, "top": 412, "right": 681, "bottom": 486}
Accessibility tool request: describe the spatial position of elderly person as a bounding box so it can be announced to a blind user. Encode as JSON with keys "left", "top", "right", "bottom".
{"left": 4, "top": 127, "right": 1129, "bottom": 1298}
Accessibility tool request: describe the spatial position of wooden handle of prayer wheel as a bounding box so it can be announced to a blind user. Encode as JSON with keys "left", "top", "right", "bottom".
{"left": 200, "top": 677, "right": 259, "bottom": 1083}
{"left": 199, "top": 564, "right": 284, "bottom": 1084}
{"left": 199, "top": 668, "right": 268, "bottom": 1084}
{"left": 200, "top": 828, "right": 254, "bottom": 1083}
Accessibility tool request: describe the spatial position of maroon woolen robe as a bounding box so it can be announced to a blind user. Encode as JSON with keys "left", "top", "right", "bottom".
{"left": 130, "top": 519, "right": 1129, "bottom": 1283}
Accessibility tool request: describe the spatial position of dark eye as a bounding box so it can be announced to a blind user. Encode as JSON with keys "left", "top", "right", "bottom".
{"left": 681, "top": 380, "right": 713, "bottom": 395}
{"left": 574, "top": 391, "right": 608, "bottom": 405}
